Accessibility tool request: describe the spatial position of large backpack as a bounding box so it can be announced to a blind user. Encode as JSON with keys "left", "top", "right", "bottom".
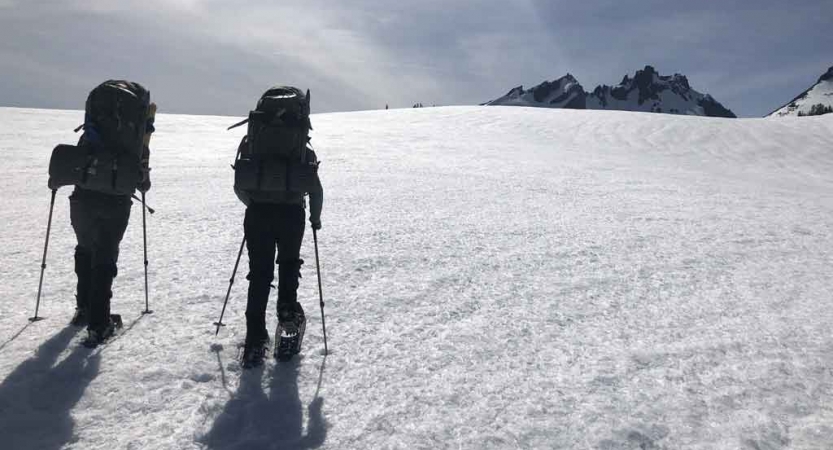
{"left": 48, "top": 80, "right": 151, "bottom": 194}
{"left": 232, "top": 86, "right": 319, "bottom": 197}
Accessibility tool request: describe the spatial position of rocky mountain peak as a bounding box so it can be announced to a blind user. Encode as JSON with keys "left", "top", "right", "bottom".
{"left": 485, "top": 65, "right": 736, "bottom": 118}
{"left": 818, "top": 66, "right": 833, "bottom": 83}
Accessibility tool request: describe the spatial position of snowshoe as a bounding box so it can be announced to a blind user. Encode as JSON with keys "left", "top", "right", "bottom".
{"left": 82, "top": 314, "right": 123, "bottom": 348}
{"left": 275, "top": 304, "right": 306, "bottom": 362}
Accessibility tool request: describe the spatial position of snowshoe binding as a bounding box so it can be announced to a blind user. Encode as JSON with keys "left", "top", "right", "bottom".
{"left": 275, "top": 303, "right": 306, "bottom": 362}
{"left": 82, "top": 314, "right": 123, "bottom": 348}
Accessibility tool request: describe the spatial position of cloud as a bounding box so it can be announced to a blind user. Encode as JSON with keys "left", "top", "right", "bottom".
{"left": 0, "top": 0, "right": 830, "bottom": 116}
{"left": 137, "top": 0, "right": 558, "bottom": 109}
{"left": 0, "top": 0, "right": 565, "bottom": 113}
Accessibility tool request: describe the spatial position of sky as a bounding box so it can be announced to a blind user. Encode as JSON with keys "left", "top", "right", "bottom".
{"left": 0, "top": 0, "right": 829, "bottom": 118}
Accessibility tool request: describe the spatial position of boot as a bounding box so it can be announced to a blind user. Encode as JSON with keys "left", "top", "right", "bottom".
{"left": 241, "top": 335, "right": 270, "bottom": 369}
{"left": 70, "top": 304, "right": 88, "bottom": 327}
{"left": 245, "top": 272, "right": 273, "bottom": 350}
{"left": 82, "top": 319, "right": 116, "bottom": 348}
{"left": 87, "top": 263, "right": 116, "bottom": 337}
{"left": 71, "top": 248, "right": 92, "bottom": 326}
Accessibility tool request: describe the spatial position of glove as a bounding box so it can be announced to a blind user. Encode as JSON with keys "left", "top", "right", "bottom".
{"left": 137, "top": 179, "right": 151, "bottom": 193}
{"left": 310, "top": 218, "right": 322, "bottom": 230}
{"left": 137, "top": 170, "right": 151, "bottom": 193}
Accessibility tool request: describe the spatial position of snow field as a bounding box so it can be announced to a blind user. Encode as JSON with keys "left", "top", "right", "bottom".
{"left": 1, "top": 106, "right": 833, "bottom": 449}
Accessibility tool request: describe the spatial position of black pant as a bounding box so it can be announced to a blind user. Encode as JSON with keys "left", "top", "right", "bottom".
{"left": 70, "top": 188, "right": 131, "bottom": 331}
{"left": 244, "top": 203, "right": 305, "bottom": 343}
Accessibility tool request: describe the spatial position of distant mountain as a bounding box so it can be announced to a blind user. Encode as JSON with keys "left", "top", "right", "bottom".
{"left": 485, "top": 65, "right": 736, "bottom": 118}
{"left": 768, "top": 66, "right": 833, "bottom": 117}
{"left": 485, "top": 74, "right": 588, "bottom": 109}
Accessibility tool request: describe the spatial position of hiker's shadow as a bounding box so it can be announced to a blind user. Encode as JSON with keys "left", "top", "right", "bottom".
{"left": 0, "top": 326, "right": 100, "bottom": 450}
{"left": 204, "top": 353, "right": 327, "bottom": 450}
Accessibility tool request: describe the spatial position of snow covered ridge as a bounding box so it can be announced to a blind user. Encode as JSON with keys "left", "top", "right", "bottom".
{"left": 768, "top": 66, "right": 833, "bottom": 117}
{"left": 488, "top": 74, "right": 587, "bottom": 110}
{"left": 485, "top": 65, "right": 737, "bottom": 118}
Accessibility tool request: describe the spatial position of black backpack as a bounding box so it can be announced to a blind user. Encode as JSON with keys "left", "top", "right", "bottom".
{"left": 247, "top": 86, "right": 311, "bottom": 160}
{"left": 48, "top": 80, "right": 151, "bottom": 194}
{"left": 231, "top": 86, "right": 319, "bottom": 196}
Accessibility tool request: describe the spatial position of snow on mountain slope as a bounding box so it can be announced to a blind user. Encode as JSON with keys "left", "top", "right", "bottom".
{"left": 486, "top": 66, "right": 736, "bottom": 118}
{"left": 586, "top": 66, "right": 736, "bottom": 117}
{"left": 1, "top": 106, "right": 833, "bottom": 449}
{"left": 484, "top": 74, "right": 587, "bottom": 109}
{"left": 769, "top": 66, "right": 833, "bottom": 117}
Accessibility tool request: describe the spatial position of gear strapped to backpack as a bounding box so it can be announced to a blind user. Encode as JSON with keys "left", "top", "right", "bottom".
{"left": 231, "top": 86, "right": 320, "bottom": 201}
{"left": 48, "top": 80, "right": 152, "bottom": 195}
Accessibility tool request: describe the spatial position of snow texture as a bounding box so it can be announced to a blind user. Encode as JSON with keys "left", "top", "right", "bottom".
{"left": 1, "top": 105, "right": 833, "bottom": 449}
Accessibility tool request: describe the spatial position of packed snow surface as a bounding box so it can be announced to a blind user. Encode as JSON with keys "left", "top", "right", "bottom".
{"left": 1, "top": 106, "right": 833, "bottom": 449}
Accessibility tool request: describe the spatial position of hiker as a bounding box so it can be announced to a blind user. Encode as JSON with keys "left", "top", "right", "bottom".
{"left": 230, "top": 86, "right": 323, "bottom": 367}
{"left": 48, "top": 80, "right": 155, "bottom": 346}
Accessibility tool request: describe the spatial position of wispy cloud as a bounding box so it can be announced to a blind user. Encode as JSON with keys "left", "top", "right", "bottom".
{"left": 0, "top": 0, "right": 829, "bottom": 116}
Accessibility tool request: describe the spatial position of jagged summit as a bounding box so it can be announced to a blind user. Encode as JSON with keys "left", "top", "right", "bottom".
{"left": 485, "top": 65, "right": 736, "bottom": 118}
{"left": 487, "top": 74, "right": 587, "bottom": 109}
{"left": 769, "top": 65, "right": 833, "bottom": 117}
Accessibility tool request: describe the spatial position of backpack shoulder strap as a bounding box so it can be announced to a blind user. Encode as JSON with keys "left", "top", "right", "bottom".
{"left": 232, "top": 135, "right": 248, "bottom": 169}
{"left": 305, "top": 148, "right": 319, "bottom": 165}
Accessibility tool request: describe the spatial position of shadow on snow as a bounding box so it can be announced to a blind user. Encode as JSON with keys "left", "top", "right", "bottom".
{"left": 0, "top": 321, "right": 33, "bottom": 354}
{"left": 202, "top": 346, "right": 328, "bottom": 450}
{"left": 0, "top": 326, "right": 100, "bottom": 450}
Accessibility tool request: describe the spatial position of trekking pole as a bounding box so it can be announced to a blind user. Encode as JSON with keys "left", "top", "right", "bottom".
{"left": 215, "top": 235, "right": 246, "bottom": 335}
{"left": 141, "top": 191, "right": 153, "bottom": 315}
{"left": 312, "top": 229, "right": 328, "bottom": 355}
{"left": 30, "top": 189, "right": 57, "bottom": 322}
{"left": 131, "top": 194, "right": 155, "bottom": 214}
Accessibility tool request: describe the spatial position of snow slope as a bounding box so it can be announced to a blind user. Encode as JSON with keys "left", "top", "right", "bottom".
{"left": 1, "top": 106, "right": 833, "bottom": 449}
{"left": 769, "top": 66, "right": 833, "bottom": 117}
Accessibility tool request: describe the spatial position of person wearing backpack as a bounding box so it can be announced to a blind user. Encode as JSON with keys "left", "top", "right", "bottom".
{"left": 48, "top": 80, "right": 156, "bottom": 347}
{"left": 229, "top": 86, "right": 323, "bottom": 367}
